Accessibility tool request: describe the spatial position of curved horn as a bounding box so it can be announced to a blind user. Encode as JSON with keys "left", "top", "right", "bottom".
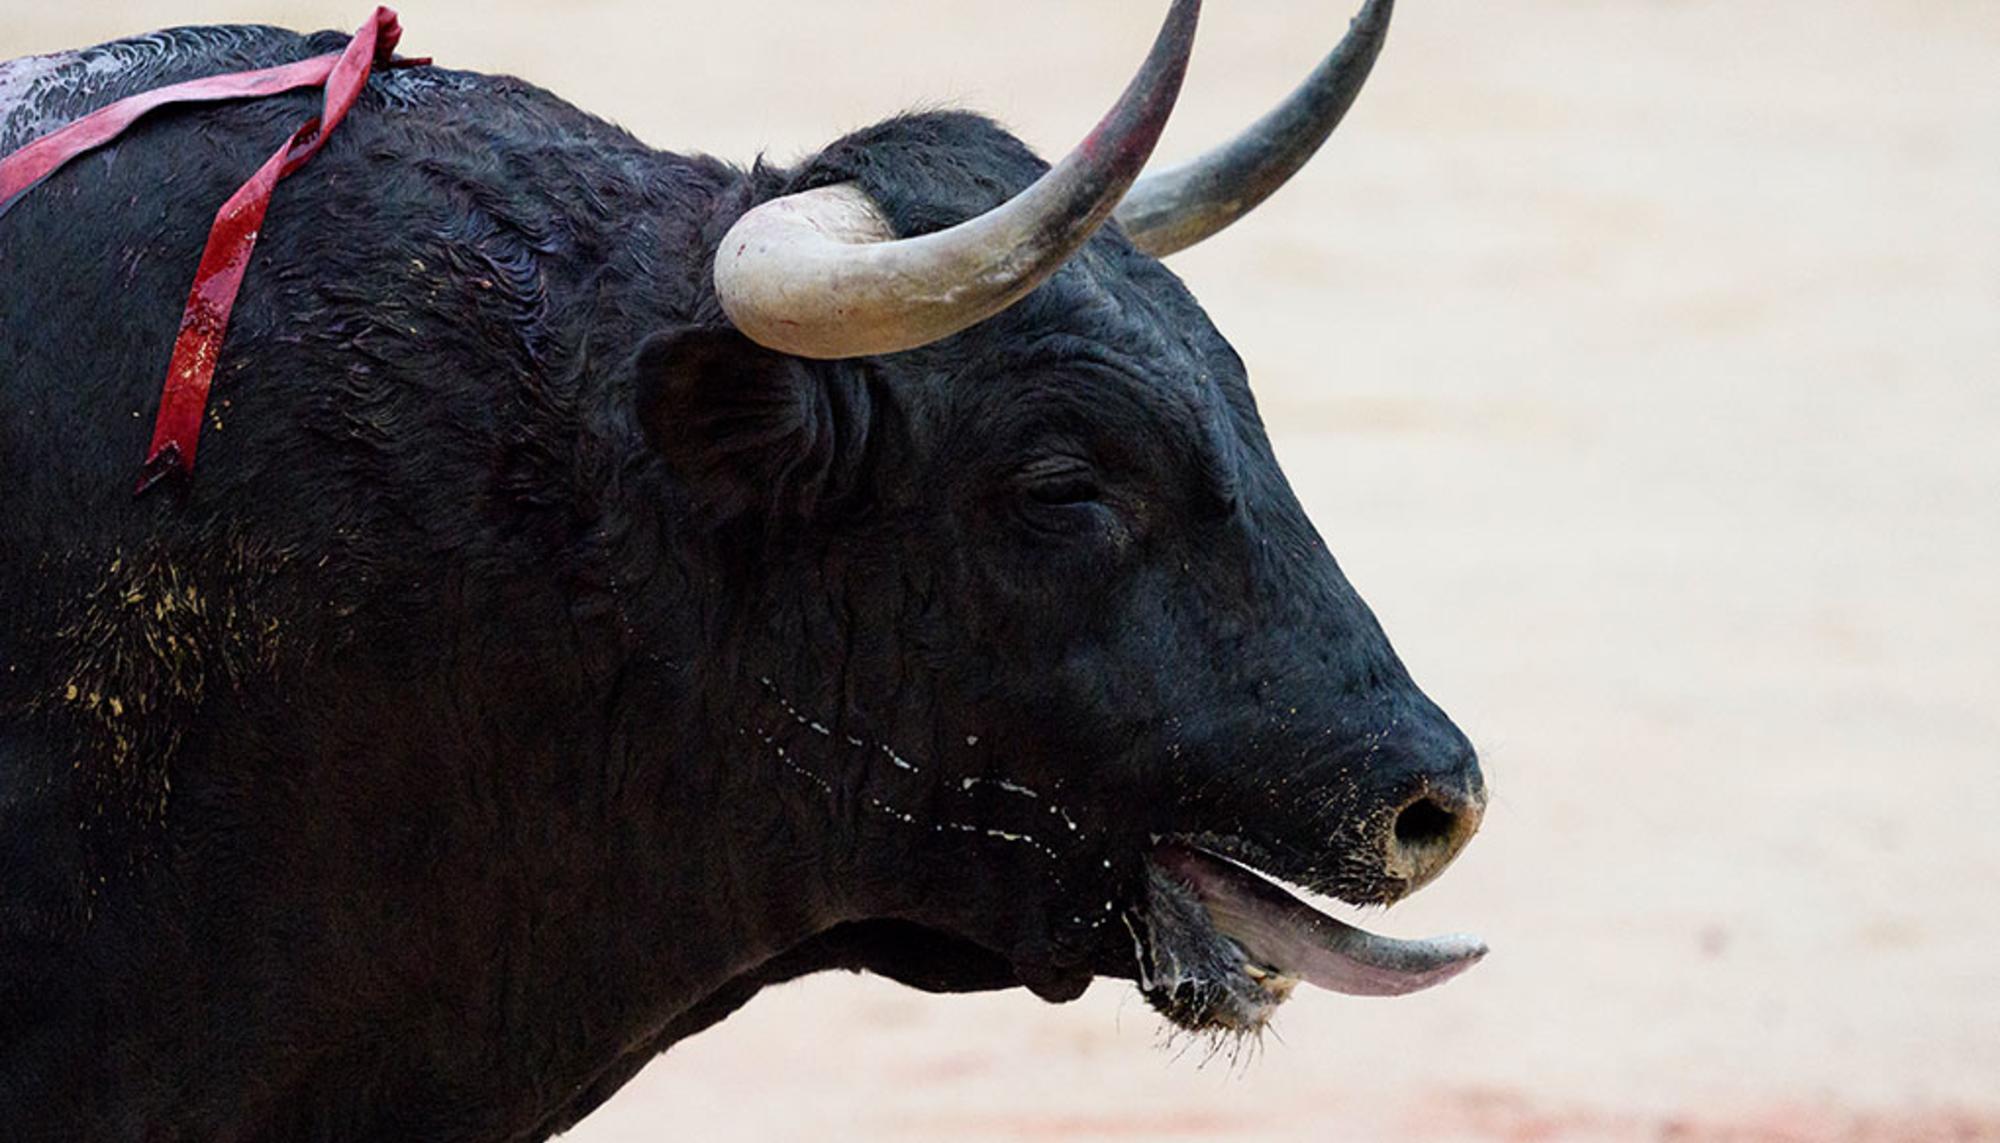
{"left": 1115, "top": 0, "right": 1393, "bottom": 258}
{"left": 715, "top": 0, "right": 1202, "bottom": 360}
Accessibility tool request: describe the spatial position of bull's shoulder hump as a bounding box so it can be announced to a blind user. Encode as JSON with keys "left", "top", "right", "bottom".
{"left": 2, "top": 24, "right": 647, "bottom": 164}
{"left": 1, "top": 25, "right": 316, "bottom": 152}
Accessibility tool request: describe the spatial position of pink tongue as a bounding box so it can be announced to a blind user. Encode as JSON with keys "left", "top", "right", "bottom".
{"left": 1153, "top": 846, "right": 1487, "bottom": 998}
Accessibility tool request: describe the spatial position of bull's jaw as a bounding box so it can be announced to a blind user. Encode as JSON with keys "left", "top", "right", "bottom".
{"left": 1126, "top": 844, "right": 1488, "bottom": 1036}
{"left": 1128, "top": 862, "right": 1287, "bottom": 1033}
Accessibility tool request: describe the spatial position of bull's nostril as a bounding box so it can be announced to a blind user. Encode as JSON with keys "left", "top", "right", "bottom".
{"left": 1382, "top": 785, "right": 1484, "bottom": 895}
{"left": 1393, "top": 797, "right": 1457, "bottom": 849}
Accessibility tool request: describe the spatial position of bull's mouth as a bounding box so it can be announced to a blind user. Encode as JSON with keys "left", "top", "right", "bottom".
{"left": 1130, "top": 843, "right": 1487, "bottom": 1034}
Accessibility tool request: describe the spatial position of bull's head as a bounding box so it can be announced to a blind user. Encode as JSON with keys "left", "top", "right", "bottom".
{"left": 640, "top": 0, "right": 1486, "bottom": 1035}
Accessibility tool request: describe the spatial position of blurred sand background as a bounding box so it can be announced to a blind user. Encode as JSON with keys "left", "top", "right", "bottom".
{"left": 8, "top": 1, "right": 1998, "bottom": 1139}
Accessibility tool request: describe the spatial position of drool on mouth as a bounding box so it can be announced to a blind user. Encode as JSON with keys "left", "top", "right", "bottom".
{"left": 1133, "top": 844, "right": 1487, "bottom": 1033}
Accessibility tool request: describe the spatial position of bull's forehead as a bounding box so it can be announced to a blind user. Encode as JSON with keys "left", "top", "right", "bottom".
{"left": 1065, "top": 241, "right": 1226, "bottom": 375}
{"left": 1033, "top": 247, "right": 1250, "bottom": 442}
{"left": 900, "top": 254, "right": 1253, "bottom": 505}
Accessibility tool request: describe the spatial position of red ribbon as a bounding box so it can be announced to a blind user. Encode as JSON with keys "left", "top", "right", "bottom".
{"left": 0, "top": 8, "right": 424, "bottom": 493}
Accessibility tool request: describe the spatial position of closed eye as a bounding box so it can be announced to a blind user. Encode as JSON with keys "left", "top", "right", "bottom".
{"left": 1027, "top": 474, "right": 1102, "bottom": 506}
{"left": 1018, "top": 457, "right": 1103, "bottom": 507}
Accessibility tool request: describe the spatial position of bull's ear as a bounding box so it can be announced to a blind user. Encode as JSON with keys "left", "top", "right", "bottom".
{"left": 634, "top": 326, "right": 849, "bottom": 520}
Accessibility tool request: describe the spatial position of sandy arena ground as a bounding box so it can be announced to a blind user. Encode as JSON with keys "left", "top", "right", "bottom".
{"left": 8, "top": 1, "right": 1998, "bottom": 1139}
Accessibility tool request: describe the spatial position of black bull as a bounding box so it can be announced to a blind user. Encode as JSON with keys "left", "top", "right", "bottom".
{"left": 0, "top": 6, "right": 1487, "bottom": 1138}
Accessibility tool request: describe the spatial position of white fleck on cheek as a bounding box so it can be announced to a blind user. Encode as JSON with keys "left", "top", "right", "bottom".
{"left": 961, "top": 776, "right": 1041, "bottom": 800}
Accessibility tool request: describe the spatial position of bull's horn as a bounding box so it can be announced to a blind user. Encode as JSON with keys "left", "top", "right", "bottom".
{"left": 714, "top": 0, "right": 1202, "bottom": 360}
{"left": 1114, "top": 0, "right": 1392, "bottom": 258}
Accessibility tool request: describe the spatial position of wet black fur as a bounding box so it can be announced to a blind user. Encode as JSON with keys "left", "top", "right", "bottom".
{"left": 0, "top": 23, "right": 1482, "bottom": 1141}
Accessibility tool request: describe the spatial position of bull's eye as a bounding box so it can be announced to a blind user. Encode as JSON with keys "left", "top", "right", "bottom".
{"left": 1026, "top": 474, "right": 1103, "bottom": 507}
{"left": 1011, "top": 455, "right": 1113, "bottom": 539}
{"left": 1018, "top": 457, "right": 1104, "bottom": 508}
